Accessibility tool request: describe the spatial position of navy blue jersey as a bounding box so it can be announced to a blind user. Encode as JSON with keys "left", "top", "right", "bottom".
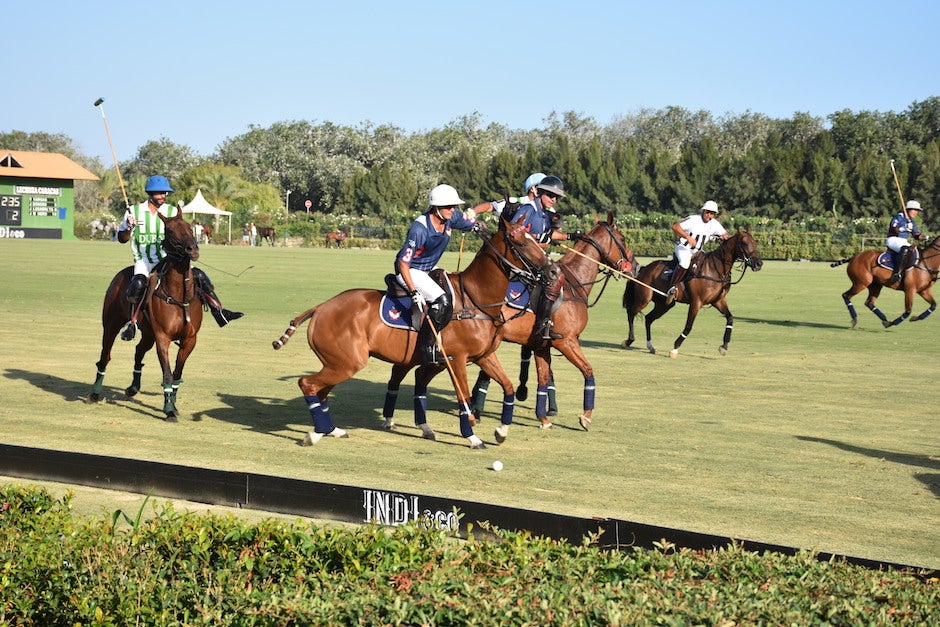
{"left": 514, "top": 199, "right": 553, "bottom": 243}
{"left": 396, "top": 209, "right": 476, "bottom": 271}
{"left": 887, "top": 211, "right": 922, "bottom": 240}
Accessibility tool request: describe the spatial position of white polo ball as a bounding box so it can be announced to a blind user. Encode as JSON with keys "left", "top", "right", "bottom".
{"left": 492, "top": 460, "right": 503, "bottom": 471}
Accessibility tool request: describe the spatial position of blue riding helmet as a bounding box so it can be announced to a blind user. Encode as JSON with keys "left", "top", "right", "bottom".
{"left": 524, "top": 172, "right": 546, "bottom": 193}
{"left": 145, "top": 175, "right": 174, "bottom": 193}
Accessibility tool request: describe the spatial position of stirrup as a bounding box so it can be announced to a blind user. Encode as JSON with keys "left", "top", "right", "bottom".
{"left": 665, "top": 286, "right": 678, "bottom": 305}
{"left": 120, "top": 321, "right": 138, "bottom": 341}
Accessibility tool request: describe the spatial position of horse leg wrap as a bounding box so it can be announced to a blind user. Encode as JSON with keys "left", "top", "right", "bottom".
{"left": 866, "top": 303, "right": 888, "bottom": 322}
{"left": 304, "top": 395, "right": 334, "bottom": 434}
{"left": 162, "top": 383, "right": 177, "bottom": 414}
{"left": 471, "top": 371, "right": 490, "bottom": 414}
{"left": 890, "top": 312, "right": 910, "bottom": 326}
{"left": 382, "top": 384, "right": 399, "bottom": 419}
{"left": 916, "top": 306, "right": 935, "bottom": 321}
{"left": 413, "top": 394, "right": 428, "bottom": 426}
{"left": 535, "top": 385, "right": 549, "bottom": 419}
{"left": 457, "top": 403, "right": 474, "bottom": 439}
{"left": 547, "top": 376, "right": 558, "bottom": 414}
{"left": 583, "top": 376, "right": 596, "bottom": 411}
{"left": 844, "top": 299, "right": 857, "bottom": 320}
{"left": 500, "top": 393, "right": 515, "bottom": 426}
{"left": 92, "top": 369, "right": 106, "bottom": 395}
{"left": 723, "top": 323, "right": 733, "bottom": 346}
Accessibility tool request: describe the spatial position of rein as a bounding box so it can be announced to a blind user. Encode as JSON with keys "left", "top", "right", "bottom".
{"left": 694, "top": 235, "right": 754, "bottom": 285}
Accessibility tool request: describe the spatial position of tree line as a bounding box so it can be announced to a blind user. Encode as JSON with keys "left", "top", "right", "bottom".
{"left": 3, "top": 98, "right": 938, "bottom": 238}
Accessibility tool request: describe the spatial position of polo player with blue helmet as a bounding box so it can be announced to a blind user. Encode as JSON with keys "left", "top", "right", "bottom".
{"left": 117, "top": 175, "right": 243, "bottom": 340}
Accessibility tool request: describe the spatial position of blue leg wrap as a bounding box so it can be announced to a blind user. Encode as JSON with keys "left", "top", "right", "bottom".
{"left": 583, "top": 376, "right": 596, "bottom": 411}
{"left": 304, "top": 395, "right": 334, "bottom": 434}
{"left": 500, "top": 393, "right": 515, "bottom": 426}
{"left": 536, "top": 384, "right": 548, "bottom": 418}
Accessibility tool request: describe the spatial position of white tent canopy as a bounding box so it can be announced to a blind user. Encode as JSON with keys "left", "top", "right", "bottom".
{"left": 179, "top": 189, "right": 232, "bottom": 243}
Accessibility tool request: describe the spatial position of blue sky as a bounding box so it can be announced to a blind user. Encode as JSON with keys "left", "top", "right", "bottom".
{"left": 6, "top": 1, "right": 938, "bottom": 163}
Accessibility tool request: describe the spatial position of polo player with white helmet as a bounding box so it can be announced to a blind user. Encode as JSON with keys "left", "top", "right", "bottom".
{"left": 665, "top": 200, "right": 730, "bottom": 305}
{"left": 395, "top": 184, "right": 493, "bottom": 364}
{"left": 886, "top": 199, "right": 927, "bottom": 284}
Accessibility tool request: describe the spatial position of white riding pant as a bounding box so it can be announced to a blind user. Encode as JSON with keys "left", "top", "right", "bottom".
{"left": 396, "top": 269, "right": 445, "bottom": 302}
{"left": 886, "top": 236, "right": 910, "bottom": 253}
{"left": 674, "top": 244, "right": 695, "bottom": 269}
{"left": 133, "top": 259, "right": 159, "bottom": 277}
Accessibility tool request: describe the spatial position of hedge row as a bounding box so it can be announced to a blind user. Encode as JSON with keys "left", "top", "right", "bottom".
{"left": 1, "top": 485, "right": 936, "bottom": 625}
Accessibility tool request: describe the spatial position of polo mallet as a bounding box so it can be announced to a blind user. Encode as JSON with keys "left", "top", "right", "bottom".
{"left": 456, "top": 233, "right": 466, "bottom": 271}
{"left": 424, "top": 315, "right": 475, "bottom": 425}
{"left": 93, "top": 98, "right": 130, "bottom": 210}
{"left": 889, "top": 159, "right": 909, "bottom": 220}
{"left": 559, "top": 243, "right": 668, "bottom": 296}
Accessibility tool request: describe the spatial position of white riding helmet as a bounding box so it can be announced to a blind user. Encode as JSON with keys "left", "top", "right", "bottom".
{"left": 906, "top": 200, "right": 922, "bottom": 211}
{"left": 524, "top": 172, "right": 546, "bottom": 193}
{"left": 701, "top": 200, "right": 719, "bottom": 214}
{"left": 428, "top": 184, "right": 465, "bottom": 207}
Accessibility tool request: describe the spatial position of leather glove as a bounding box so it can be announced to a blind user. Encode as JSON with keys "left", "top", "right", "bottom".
{"left": 568, "top": 230, "right": 584, "bottom": 241}
{"left": 410, "top": 290, "right": 427, "bottom": 311}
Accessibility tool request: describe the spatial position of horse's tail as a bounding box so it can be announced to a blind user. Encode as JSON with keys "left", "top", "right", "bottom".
{"left": 272, "top": 307, "right": 317, "bottom": 350}
{"left": 829, "top": 257, "right": 853, "bottom": 268}
{"left": 622, "top": 278, "right": 635, "bottom": 309}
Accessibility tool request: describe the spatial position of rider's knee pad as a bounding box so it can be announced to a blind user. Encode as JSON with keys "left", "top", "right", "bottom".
{"left": 430, "top": 294, "right": 453, "bottom": 329}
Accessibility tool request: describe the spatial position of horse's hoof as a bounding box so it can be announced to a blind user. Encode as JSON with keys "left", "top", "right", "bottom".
{"left": 516, "top": 386, "right": 528, "bottom": 402}
{"left": 85, "top": 393, "right": 101, "bottom": 404}
{"left": 538, "top": 421, "right": 553, "bottom": 430}
{"left": 302, "top": 431, "right": 323, "bottom": 446}
{"left": 718, "top": 346, "right": 728, "bottom": 356}
{"left": 578, "top": 415, "right": 591, "bottom": 431}
{"left": 494, "top": 424, "right": 509, "bottom": 444}
{"left": 646, "top": 341, "right": 656, "bottom": 354}
{"left": 381, "top": 419, "right": 395, "bottom": 430}
{"left": 164, "top": 413, "right": 178, "bottom": 423}
{"left": 125, "top": 387, "right": 139, "bottom": 397}
{"left": 328, "top": 427, "right": 349, "bottom": 439}
{"left": 850, "top": 318, "right": 858, "bottom": 329}
{"left": 422, "top": 430, "right": 437, "bottom": 441}
{"left": 882, "top": 320, "right": 893, "bottom": 328}
{"left": 471, "top": 409, "right": 482, "bottom": 422}
{"left": 620, "top": 339, "right": 633, "bottom": 349}
{"left": 469, "top": 440, "right": 487, "bottom": 450}
{"left": 669, "top": 349, "right": 679, "bottom": 358}
{"left": 546, "top": 409, "right": 557, "bottom": 417}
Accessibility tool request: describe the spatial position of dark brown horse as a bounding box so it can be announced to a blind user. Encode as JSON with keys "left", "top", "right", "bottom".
{"left": 623, "top": 227, "right": 763, "bottom": 357}
{"left": 384, "top": 212, "right": 639, "bottom": 437}
{"left": 325, "top": 229, "right": 347, "bottom": 248}
{"left": 831, "top": 235, "right": 940, "bottom": 327}
{"left": 201, "top": 223, "right": 213, "bottom": 244}
{"left": 86, "top": 212, "right": 203, "bottom": 421}
{"left": 259, "top": 226, "right": 276, "bottom": 246}
{"left": 271, "top": 215, "right": 555, "bottom": 448}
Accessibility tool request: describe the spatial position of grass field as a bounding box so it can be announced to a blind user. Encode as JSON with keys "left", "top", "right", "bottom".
{"left": 1, "top": 238, "right": 937, "bottom": 570}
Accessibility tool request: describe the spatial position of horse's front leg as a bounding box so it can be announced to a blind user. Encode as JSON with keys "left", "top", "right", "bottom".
{"left": 550, "top": 339, "right": 596, "bottom": 431}
{"left": 473, "top": 352, "right": 516, "bottom": 445}
{"left": 445, "top": 356, "right": 487, "bottom": 449}
{"left": 531, "top": 348, "right": 556, "bottom": 428}
{"left": 711, "top": 296, "right": 734, "bottom": 356}
{"left": 126, "top": 334, "right": 155, "bottom": 398}
{"left": 153, "top": 337, "right": 181, "bottom": 421}
{"left": 911, "top": 286, "right": 936, "bottom": 321}
{"left": 164, "top": 337, "right": 198, "bottom": 422}
{"left": 888, "top": 286, "right": 917, "bottom": 326}
{"left": 470, "top": 370, "right": 491, "bottom": 421}
{"left": 669, "top": 301, "right": 704, "bottom": 358}
{"left": 412, "top": 364, "right": 443, "bottom": 440}
{"left": 382, "top": 362, "right": 413, "bottom": 430}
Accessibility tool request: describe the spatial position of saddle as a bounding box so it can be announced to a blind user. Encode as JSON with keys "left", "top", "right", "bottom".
{"left": 380, "top": 269, "right": 451, "bottom": 331}
{"left": 877, "top": 249, "right": 920, "bottom": 271}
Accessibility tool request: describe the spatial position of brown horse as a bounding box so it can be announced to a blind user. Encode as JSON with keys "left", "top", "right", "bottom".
{"left": 259, "top": 226, "right": 276, "bottom": 246}
{"left": 831, "top": 235, "right": 940, "bottom": 327}
{"left": 623, "top": 227, "right": 763, "bottom": 357}
{"left": 326, "top": 229, "right": 347, "bottom": 248}
{"left": 201, "top": 223, "right": 213, "bottom": 244}
{"left": 86, "top": 212, "right": 203, "bottom": 421}
{"left": 271, "top": 215, "right": 556, "bottom": 448}
{"left": 407, "top": 213, "right": 638, "bottom": 436}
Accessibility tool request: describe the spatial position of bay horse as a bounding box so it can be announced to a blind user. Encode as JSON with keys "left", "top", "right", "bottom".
{"left": 326, "top": 229, "right": 347, "bottom": 248}
{"left": 86, "top": 212, "right": 203, "bottom": 421}
{"left": 259, "top": 226, "right": 276, "bottom": 246}
{"left": 384, "top": 212, "right": 639, "bottom": 436}
{"left": 830, "top": 235, "right": 939, "bottom": 327}
{"left": 623, "top": 227, "right": 763, "bottom": 357}
{"left": 271, "top": 215, "right": 556, "bottom": 449}
{"left": 201, "top": 223, "right": 213, "bottom": 244}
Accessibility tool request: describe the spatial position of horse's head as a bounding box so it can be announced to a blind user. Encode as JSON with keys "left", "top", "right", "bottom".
{"left": 578, "top": 211, "right": 640, "bottom": 278}
{"left": 159, "top": 212, "right": 200, "bottom": 262}
{"left": 500, "top": 214, "right": 558, "bottom": 284}
{"left": 732, "top": 226, "right": 762, "bottom": 271}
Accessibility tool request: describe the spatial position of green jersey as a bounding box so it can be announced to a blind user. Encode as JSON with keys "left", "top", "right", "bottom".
{"left": 126, "top": 202, "right": 179, "bottom": 265}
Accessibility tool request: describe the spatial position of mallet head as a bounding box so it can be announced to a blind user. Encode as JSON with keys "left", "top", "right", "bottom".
{"left": 94, "top": 98, "right": 104, "bottom": 107}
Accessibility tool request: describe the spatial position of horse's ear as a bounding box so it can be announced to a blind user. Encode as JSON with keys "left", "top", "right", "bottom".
{"left": 593, "top": 213, "right": 600, "bottom": 224}
{"left": 607, "top": 211, "right": 615, "bottom": 225}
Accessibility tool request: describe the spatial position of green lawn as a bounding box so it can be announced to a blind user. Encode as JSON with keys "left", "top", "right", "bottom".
{"left": 0, "top": 238, "right": 937, "bottom": 569}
